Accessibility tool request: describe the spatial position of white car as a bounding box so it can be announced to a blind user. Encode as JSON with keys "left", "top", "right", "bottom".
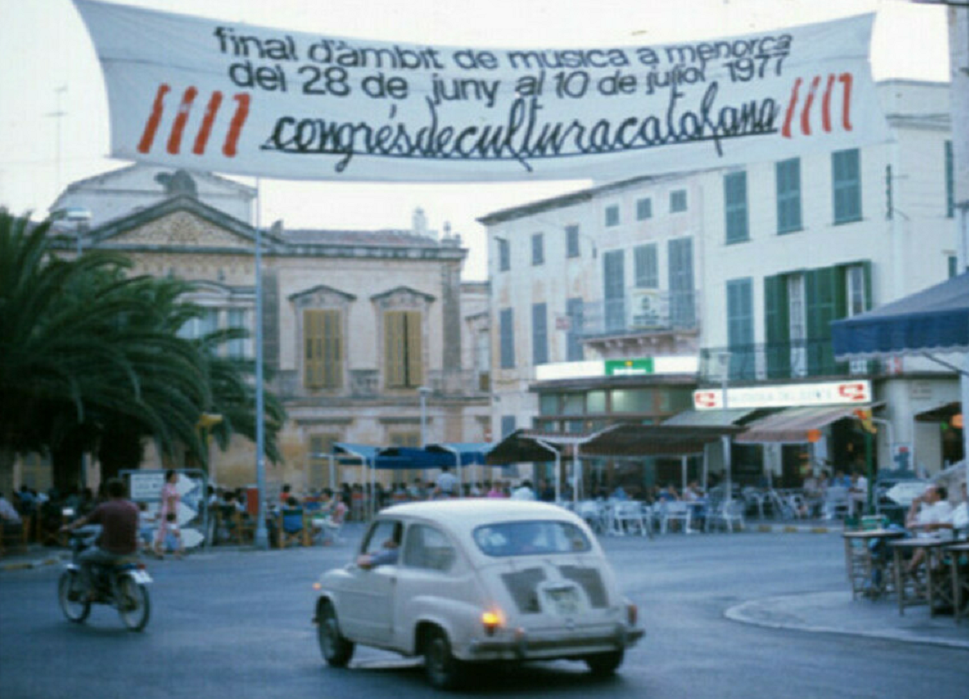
{"left": 313, "top": 500, "right": 644, "bottom": 689}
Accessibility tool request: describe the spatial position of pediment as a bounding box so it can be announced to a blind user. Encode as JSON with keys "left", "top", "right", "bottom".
{"left": 107, "top": 210, "right": 254, "bottom": 250}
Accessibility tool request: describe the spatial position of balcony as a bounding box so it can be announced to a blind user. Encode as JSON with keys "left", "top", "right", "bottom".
{"left": 573, "top": 291, "right": 700, "bottom": 356}
{"left": 272, "top": 368, "right": 490, "bottom": 400}
{"left": 698, "top": 342, "right": 888, "bottom": 384}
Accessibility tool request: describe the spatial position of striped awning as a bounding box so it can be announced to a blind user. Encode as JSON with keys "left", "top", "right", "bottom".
{"left": 734, "top": 404, "right": 875, "bottom": 444}
{"left": 664, "top": 408, "right": 760, "bottom": 428}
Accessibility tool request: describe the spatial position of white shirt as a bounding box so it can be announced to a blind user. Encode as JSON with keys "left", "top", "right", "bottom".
{"left": 915, "top": 500, "right": 953, "bottom": 526}
{"left": 510, "top": 486, "right": 536, "bottom": 501}
{"left": 0, "top": 497, "right": 21, "bottom": 523}
{"left": 949, "top": 502, "right": 968, "bottom": 530}
{"left": 436, "top": 471, "right": 459, "bottom": 495}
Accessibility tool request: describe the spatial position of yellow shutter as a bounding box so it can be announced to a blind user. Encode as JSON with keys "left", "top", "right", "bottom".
{"left": 405, "top": 311, "right": 423, "bottom": 387}
{"left": 304, "top": 310, "right": 322, "bottom": 388}
{"left": 322, "top": 310, "right": 342, "bottom": 388}
{"left": 385, "top": 311, "right": 405, "bottom": 387}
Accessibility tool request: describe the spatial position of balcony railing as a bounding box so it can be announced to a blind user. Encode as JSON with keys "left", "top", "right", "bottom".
{"left": 273, "top": 368, "right": 489, "bottom": 399}
{"left": 698, "top": 342, "right": 886, "bottom": 384}
{"left": 575, "top": 290, "right": 700, "bottom": 338}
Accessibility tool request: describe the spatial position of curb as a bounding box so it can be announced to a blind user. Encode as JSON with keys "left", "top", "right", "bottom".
{"left": 725, "top": 593, "right": 969, "bottom": 650}
{"left": 1, "top": 553, "right": 67, "bottom": 572}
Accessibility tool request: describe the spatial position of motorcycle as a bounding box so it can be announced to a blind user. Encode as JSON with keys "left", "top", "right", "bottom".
{"left": 57, "top": 526, "right": 152, "bottom": 632}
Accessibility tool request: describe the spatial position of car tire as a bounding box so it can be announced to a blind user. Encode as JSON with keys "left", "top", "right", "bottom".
{"left": 584, "top": 649, "right": 624, "bottom": 676}
{"left": 423, "top": 626, "right": 465, "bottom": 690}
{"left": 318, "top": 601, "right": 354, "bottom": 667}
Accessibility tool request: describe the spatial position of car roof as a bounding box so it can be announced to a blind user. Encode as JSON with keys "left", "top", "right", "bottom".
{"left": 377, "top": 499, "right": 579, "bottom": 529}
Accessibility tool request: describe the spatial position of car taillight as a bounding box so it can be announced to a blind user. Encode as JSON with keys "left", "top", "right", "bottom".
{"left": 481, "top": 610, "right": 503, "bottom": 636}
{"left": 627, "top": 603, "right": 638, "bottom": 626}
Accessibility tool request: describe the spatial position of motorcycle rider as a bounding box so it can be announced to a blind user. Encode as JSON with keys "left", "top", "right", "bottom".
{"left": 60, "top": 478, "right": 140, "bottom": 599}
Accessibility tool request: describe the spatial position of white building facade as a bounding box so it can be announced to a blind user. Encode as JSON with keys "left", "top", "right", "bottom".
{"left": 481, "top": 80, "right": 957, "bottom": 492}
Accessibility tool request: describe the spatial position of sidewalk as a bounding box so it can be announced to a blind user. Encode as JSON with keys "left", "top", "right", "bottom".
{"left": 726, "top": 590, "right": 969, "bottom": 650}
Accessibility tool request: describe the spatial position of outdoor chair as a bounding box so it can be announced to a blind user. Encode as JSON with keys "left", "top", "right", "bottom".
{"left": 660, "top": 501, "right": 692, "bottom": 534}
{"left": 612, "top": 501, "right": 651, "bottom": 537}
{"left": 706, "top": 499, "right": 745, "bottom": 533}
{"left": 742, "top": 488, "right": 766, "bottom": 519}
{"left": 277, "top": 507, "right": 304, "bottom": 548}
{"left": 823, "top": 486, "right": 850, "bottom": 520}
{"left": 577, "top": 500, "right": 605, "bottom": 534}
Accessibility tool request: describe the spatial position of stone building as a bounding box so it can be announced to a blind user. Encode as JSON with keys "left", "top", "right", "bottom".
{"left": 14, "top": 165, "right": 490, "bottom": 494}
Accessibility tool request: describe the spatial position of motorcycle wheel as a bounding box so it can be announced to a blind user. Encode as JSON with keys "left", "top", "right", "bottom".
{"left": 58, "top": 570, "right": 91, "bottom": 623}
{"left": 116, "top": 576, "right": 151, "bottom": 632}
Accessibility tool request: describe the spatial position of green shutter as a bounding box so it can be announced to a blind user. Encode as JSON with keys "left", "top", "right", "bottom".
{"left": 764, "top": 274, "right": 790, "bottom": 379}
{"left": 405, "top": 311, "right": 423, "bottom": 387}
{"left": 806, "top": 267, "right": 838, "bottom": 375}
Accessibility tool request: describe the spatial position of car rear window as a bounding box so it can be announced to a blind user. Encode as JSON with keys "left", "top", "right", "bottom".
{"left": 472, "top": 520, "right": 592, "bottom": 557}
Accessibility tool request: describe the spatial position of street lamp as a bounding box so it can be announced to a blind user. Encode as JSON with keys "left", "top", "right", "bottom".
{"left": 717, "top": 351, "right": 733, "bottom": 507}
{"left": 419, "top": 386, "right": 432, "bottom": 447}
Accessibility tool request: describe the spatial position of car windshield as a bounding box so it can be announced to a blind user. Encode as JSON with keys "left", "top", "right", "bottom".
{"left": 472, "top": 520, "right": 592, "bottom": 557}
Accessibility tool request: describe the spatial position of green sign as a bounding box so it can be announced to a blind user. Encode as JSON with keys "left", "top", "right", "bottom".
{"left": 604, "top": 358, "right": 654, "bottom": 376}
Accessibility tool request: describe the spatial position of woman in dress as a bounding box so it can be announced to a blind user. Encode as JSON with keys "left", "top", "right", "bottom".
{"left": 153, "top": 470, "right": 180, "bottom": 558}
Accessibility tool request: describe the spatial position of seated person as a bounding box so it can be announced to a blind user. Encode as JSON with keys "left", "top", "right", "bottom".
{"left": 357, "top": 524, "right": 402, "bottom": 569}
{"left": 313, "top": 488, "right": 347, "bottom": 545}
{"left": 159, "top": 512, "right": 184, "bottom": 559}
{"left": 278, "top": 496, "right": 304, "bottom": 547}
{"left": 902, "top": 484, "right": 952, "bottom": 574}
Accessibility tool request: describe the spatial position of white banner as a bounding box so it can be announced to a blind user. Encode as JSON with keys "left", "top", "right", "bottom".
{"left": 694, "top": 380, "right": 872, "bottom": 410}
{"left": 74, "top": 1, "right": 890, "bottom": 182}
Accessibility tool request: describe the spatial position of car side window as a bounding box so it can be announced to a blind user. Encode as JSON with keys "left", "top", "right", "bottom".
{"left": 361, "top": 519, "right": 402, "bottom": 556}
{"left": 403, "top": 523, "right": 456, "bottom": 572}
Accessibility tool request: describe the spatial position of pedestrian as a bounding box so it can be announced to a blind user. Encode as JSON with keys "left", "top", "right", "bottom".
{"left": 153, "top": 469, "right": 180, "bottom": 558}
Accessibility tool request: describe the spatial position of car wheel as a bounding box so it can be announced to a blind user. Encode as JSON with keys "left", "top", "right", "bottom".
{"left": 318, "top": 601, "right": 354, "bottom": 667}
{"left": 584, "top": 649, "right": 624, "bottom": 676}
{"left": 423, "top": 626, "right": 465, "bottom": 690}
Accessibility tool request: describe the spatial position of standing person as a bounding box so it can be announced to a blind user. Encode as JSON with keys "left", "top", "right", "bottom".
{"left": 153, "top": 470, "right": 180, "bottom": 558}
{"left": 435, "top": 466, "right": 459, "bottom": 498}
{"left": 60, "top": 478, "right": 139, "bottom": 598}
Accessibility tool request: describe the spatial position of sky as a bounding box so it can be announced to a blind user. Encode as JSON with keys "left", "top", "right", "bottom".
{"left": 0, "top": 0, "right": 950, "bottom": 280}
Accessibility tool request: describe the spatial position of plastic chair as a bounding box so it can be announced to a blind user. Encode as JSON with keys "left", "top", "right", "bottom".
{"left": 660, "top": 501, "right": 692, "bottom": 534}
{"left": 706, "top": 499, "right": 746, "bottom": 533}
{"left": 277, "top": 508, "right": 304, "bottom": 547}
{"left": 613, "top": 501, "right": 650, "bottom": 537}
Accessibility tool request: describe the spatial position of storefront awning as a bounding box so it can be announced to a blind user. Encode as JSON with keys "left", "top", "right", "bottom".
{"left": 914, "top": 401, "right": 961, "bottom": 423}
{"left": 734, "top": 404, "right": 876, "bottom": 444}
{"left": 486, "top": 423, "right": 745, "bottom": 464}
{"left": 664, "top": 408, "right": 759, "bottom": 427}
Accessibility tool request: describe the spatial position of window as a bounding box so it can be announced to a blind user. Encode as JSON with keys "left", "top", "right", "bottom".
{"left": 532, "top": 302, "right": 548, "bottom": 365}
{"left": 787, "top": 275, "right": 807, "bottom": 377}
{"left": 605, "top": 204, "right": 620, "bottom": 227}
{"left": 566, "top": 297, "right": 584, "bottom": 361}
{"left": 531, "top": 232, "right": 544, "bottom": 266}
{"left": 227, "top": 308, "right": 246, "bottom": 358}
{"left": 500, "top": 415, "right": 517, "bottom": 438}
{"left": 612, "top": 389, "right": 653, "bottom": 413}
{"left": 384, "top": 310, "right": 422, "bottom": 388}
{"left": 776, "top": 158, "right": 802, "bottom": 234}
{"left": 668, "top": 238, "right": 695, "bottom": 328}
{"left": 670, "top": 189, "right": 687, "bottom": 213}
{"left": 404, "top": 524, "right": 456, "bottom": 571}
{"left": 498, "top": 238, "right": 511, "bottom": 272}
{"left": 566, "top": 225, "right": 580, "bottom": 258}
{"left": 846, "top": 265, "right": 868, "bottom": 317}
{"left": 388, "top": 432, "right": 420, "bottom": 447}
{"left": 178, "top": 307, "right": 218, "bottom": 340}
{"left": 726, "top": 278, "right": 754, "bottom": 380}
{"left": 499, "top": 308, "right": 515, "bottom": 368}
{"left": 304, "top": 309, "right": 343, "bottom": 389}
{"left": 634, "top": 244, "right": 658, "bottom": 289}
{"left": 603, "top": 250, "right": 625, "bottom": 332}
{"left": 832, "top": 148, "right": 862, "bottom": 224}
{"left": 949, "top": 255, "right": 959, "bottom": 279}
{"left": 946, "top": 140, "right": 955, "bottom": 218}
{"left": 724, "top": 171, "right": 749, "bottom": 243}
{"left": 636, "top": 197, "right": 653, "bottom": 221}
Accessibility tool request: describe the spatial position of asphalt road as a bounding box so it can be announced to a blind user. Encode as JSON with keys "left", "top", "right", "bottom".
{"left": 1, "top": 528, "right": 966, "bottom": 699}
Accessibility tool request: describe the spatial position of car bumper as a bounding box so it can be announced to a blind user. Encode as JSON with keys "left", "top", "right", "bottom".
{"left": 463, "top": 623, "right": 645, "bottom": 661}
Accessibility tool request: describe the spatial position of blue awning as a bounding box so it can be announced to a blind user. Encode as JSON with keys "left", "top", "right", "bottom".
{"left": 425, "top": 442, "right": 495, "bottom": 465}
{"left": 831, "top": 272, "right": 969, "bottom": 361}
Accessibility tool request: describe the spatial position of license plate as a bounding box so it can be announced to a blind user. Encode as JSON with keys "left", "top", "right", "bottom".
{"left": 544, "top": 586, "right": 580, "bottom": 615}
{"left": 128, "top": 570, "right": 152, "bottom": 584}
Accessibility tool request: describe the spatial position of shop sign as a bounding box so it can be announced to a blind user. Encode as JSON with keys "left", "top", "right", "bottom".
{"left": 693, "top": 379, "right": 871, "bottom": 410}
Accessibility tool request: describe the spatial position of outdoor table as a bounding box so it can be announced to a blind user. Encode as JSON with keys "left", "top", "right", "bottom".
{"left": 945, "top": 542, "right": 969, "bottom": 624}
{"left": 842, "top": 529, "right": 904, "bottom": 600}
{"left": 888, "top": 537, "right": 950, "bottom": 615}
